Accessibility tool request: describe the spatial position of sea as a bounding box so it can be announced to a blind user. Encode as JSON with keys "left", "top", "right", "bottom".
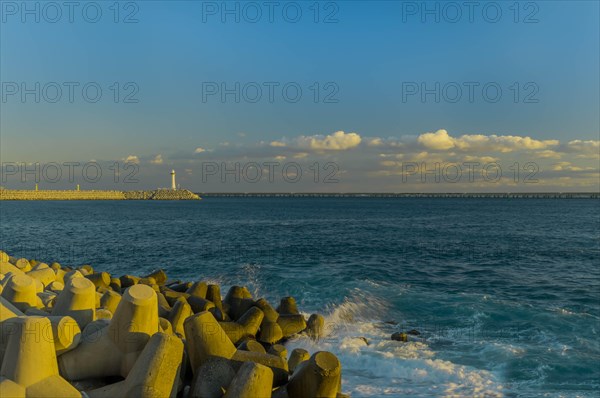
{"left": 1, "top": 198, "right": 599, "bottom": 397}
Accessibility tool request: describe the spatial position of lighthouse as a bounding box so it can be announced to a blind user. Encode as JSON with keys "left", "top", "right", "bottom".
{"left": 171, "top": 170, "right": 176, "bottom": 190}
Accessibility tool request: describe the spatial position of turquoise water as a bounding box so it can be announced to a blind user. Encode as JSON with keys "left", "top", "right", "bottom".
{"left": 1, "top": 198, "right": 599, "bottom": 397}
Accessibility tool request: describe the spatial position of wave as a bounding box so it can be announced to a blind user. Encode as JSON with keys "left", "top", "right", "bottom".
{"left": 285, "top": 292, "right": 507, "bottom": 397}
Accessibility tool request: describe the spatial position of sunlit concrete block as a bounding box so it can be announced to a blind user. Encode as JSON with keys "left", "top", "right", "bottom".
{"left": 277, "top": 315, "right": 306, "bottom": 338}
{"left": 287, "top": 351, "right": 341, "bottom": 398}
{"left": 85, "top": 272, "right": 111, "bottom": 289}
{"left": 223, "top": 362, "right": 273, "bottom": 398}
{"left": 219, "top": 307, "right": 264, "bottom": 344}
{"left": 276, "top": 297, "right": 299, "bottom": 315}
{"left": 95, "top": 308, "right": 113, "bottom": 320}
{"left": 288, "top": 348, "right": 309, "bottom": 374}
{"left": 87, "top": 332, "right": 183, "bottom": 398}
{"left": 257, "top": 321, "right": 283, "bottom": 344}
{"left": 237, "top": 339, "right": 266, "bottom": 354}
{"left": 80, "top": 265, "right": 94, "bottom": 274}
{"left": 0, "top": 252, "right": 9, "bottom": 263}
{"left": 0, "top": 377, "right": 26, "bottom": 398}
{"left": 168, "top": 297, "right": 192, "bottom": 337}
{"left": 0, "top": 297, "right": 24, "bottom": 363}
{"left": 268, "top": 344, "right": 287, "bottom": 359}
{"left": 254, "top": 298, "right": 279, "bottom": 322}
{"left": 231, "top": 350, "right": 288, "bottom": 387}
{"left": 184, "top": 311, "right": 237, "bottom": 373}
{"left": 306, "top": 314, "right": 325, "bottom": 340}
{"left": 0, "top": 263, "right": 24, "bottom": 277}
{"left": 142, "top": 269, "right": 168, "bottom": 286}
{"left": 47, "top": 316, "right": 81, "bottom": 355}
{"left": 0, "top": 296, "right": 23, "bottom": 320}
{"left": 159, "top": 317, "right": 173, "bottom": 334}
{"left": 14, "top": 259, "right": 32, "bottom": 273}
{"left": 57, "top": 284, "right": 159, "bottom": 380}
{"left": 186, "top": 282, "right": 208, "bottom": 299}
{"left": 52, "top": 278, "right": 96, "bottom": 329}
{"left": 206, "top": 284, "right": 224, "bottom": 312}
{"left": 27, "top": 263, "right": 56, "bottom": 287}
{"left": 0, "top": 316, "right": 80, "bottom": 398}
{"left": 224, "top": 286, "right": 254, "bottom": 321}
{"left": 1, "top": 274, "right": 42, "bottom": 311}
{"left": 63, "top": 270, "right": 84, "bottom": 287}
{"left": 47, "top": 281, "right": 64, "bottom": 293}
{"left": 99, "top": 290, "right": 121, "bottom": 314}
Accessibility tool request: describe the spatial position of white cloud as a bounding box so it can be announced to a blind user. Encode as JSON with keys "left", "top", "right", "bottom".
{"left": 534, "top": 150, "right": 561, "bottom": 159}
{"left": 417, "top": 129, "right": 559, "bottom": 153}
{"left": 150, "top": 154, "right": 163, "bottom": 164}
{"left": 270, "top": 141, "right": 286, "bottom": 147}
{"left": 417, "top": 129, "right": 455, "bottom": 150}
{"left": 123, "top": 155, "right": 139, "bottom": 164}
{"left": 297, "top": 131, "right": 362, "bottom": 151}
{"left": 194, "top": 147, "right": 206, "bottom": 153}
{"left": 566, "top": 140, "right": 600, "bottom": 158}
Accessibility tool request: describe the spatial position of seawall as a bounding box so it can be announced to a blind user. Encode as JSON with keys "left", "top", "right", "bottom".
{"left": 0, "top": 189, "right": 201, "bottom": 201}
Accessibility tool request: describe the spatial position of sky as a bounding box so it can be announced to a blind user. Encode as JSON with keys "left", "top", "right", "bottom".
{"left": 1, "top": 0, "right": 598, "bottom": 192}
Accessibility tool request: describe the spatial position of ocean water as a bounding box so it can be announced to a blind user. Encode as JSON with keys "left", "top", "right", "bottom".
{"left": 1, "top": 198, "right": 599, "bottom": 397}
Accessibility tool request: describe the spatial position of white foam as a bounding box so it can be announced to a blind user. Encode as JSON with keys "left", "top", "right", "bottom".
{"left": 286, "top": 297, "right": 507, "bottom": 397}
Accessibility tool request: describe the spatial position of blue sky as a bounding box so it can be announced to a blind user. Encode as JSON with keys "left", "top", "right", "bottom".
{"left": 1, "top": 1, "right": 598, "bottom": 191}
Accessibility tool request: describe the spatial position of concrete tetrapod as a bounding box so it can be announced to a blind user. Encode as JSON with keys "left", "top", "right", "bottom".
{"left": 306, "top": 314, "right": 325, "bottom": 340}
{"left": 257, "top": 321, "right": 284, "bottom": 344}
{"left": 287, "top": 351, "right": 341, "bottom": 398}
{"left": 47, "top": 316, "right": 81, "bottom": 355}
{"left": 223, "top": 362, "right": 274, "bottom": 398}
{"left": 1, "top": 274, "right": 42, "bottom": 312}
{"left": 224, "top": 286, "right": 254, "bottom": 321}
{"left": 276, "top": 297, "right": 299, "bottom": 315}
{"left": 189, "top": 357, "right": 236, "bottom": 398}
{"left": 168, "top": 297, "right": 192, "bottom": 337}
{"left": 219, "top": 307, "right": 264, "bottom": 344}
{"left": 237, "top": 339, "right": 266, "bottom": 354}
{"left": 88, "top": 332, "right": 183, "bottom": 398}
{"left": 26, "top": 263, "right": 56, "bottom": 287}
{"left": 230, "top": 350, "right": 288, "bottom": 387}
{"left": 58, "top": 284, "right": 159, "bottom": 380}
{"left": 184, "top": 311, "right": 237, "bottom": 373}
{"left": 51, "top": 277, "right": 96, "bottom": 329}
{"left": 99, "top": 289, "right": 121, "bottom": 314}
{"left": 277, "top": 314, "right": 306, "bottom": 339}
{"left": 288, "top": 348, "right": 310, "bottom": 374}
{"left": 0, "top": 316, "right": 81, "bottom": 398}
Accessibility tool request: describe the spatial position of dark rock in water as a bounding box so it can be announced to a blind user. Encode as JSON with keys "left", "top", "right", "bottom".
{"left": 358, "top": 336, "right": 370, "bottom": 345}
{"left": 407, "top": 329, "right": 421, "bottom": 336}
{"left": 391, "top": 332, "right": 408, "bottom": 342}
{"left": 384, "top": 320, "right": 397, "bottom": 325}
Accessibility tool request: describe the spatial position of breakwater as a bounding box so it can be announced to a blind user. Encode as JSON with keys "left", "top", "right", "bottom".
{"left": 0, "top": 189, "right": 201, "bottom": 201}
{"left": 0, "top": 249, "right": 345, "bottom": 397}
{"left": 199, "top": 192, "right": 599, "bottom": 198}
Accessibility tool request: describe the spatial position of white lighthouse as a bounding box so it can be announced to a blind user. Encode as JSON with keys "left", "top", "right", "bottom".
{"left": 171, "top": 170, "right": 176, "bottom": 190}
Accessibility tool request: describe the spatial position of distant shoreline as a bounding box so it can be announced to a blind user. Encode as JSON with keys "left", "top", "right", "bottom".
{"left": 0, "top": 189, "right": 201, "bottom": 201}
{"left": 1, "top": 189, "right": 598, "bottom": 200}
{"left": 198, "top": 192, "right": 599, "bottom": 199}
